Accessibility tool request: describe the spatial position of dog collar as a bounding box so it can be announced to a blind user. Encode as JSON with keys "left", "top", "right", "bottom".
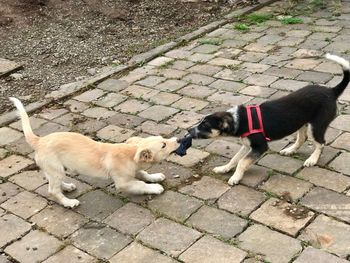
{"left": 241, "top": 105, "right": 270, "bottom": 141}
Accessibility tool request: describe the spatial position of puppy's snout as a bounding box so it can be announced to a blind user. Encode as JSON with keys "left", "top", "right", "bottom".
{"left": 176, "top": 138, "right": 181, "bottom": 143}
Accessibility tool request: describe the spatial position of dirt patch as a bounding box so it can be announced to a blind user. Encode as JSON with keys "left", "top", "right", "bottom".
{"left": 0, "top": 0, "right": 256, "bottom": 114}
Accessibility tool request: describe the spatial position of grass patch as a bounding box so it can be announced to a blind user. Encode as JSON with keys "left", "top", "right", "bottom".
{"left": 234, "top": 23, "right": 250, "bottom": 31}
{"left": 246, "top": 13, "right": 273, "bottom": 24}
{"left": 198, "top": 38, "right": 223, "bottom": 46}
{"left": 280, "top": 16, "right": 304, "bottom": 24}
{"left": 267, "top": 170, "right": 276, "bottom": 177}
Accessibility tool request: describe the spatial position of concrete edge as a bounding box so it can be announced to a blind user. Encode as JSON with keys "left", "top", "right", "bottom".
{"left": 0, "top": 0, "right": 279, "bottom": 127}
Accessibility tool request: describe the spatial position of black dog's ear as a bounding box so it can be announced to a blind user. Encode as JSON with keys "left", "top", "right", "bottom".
{"left": 221, "top": 113, "right": 234, "bottom": 133}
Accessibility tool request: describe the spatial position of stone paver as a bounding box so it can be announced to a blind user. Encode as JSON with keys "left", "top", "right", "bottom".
{"left": 30, "top": 205, "right": 88, "bottom": 238}
{"left": 294, "top": 247, "right": 349, "bottom": 263}
{"left": 218, "top": 185, "right": 265, "bottom": 216}
{"left": 299, "top": 215, "right": 350, "bottom": 258}
{"left": 329, "top": 152, "right": 350, "bottom": 175}
{"left": 187, "top": 205, "right": 247, "bottom": 239}
{"left": 9, "top": 171, "right": 47, "bottom": 191}
{"left": 96, "top": 125, "right": 135, "bottom": 143}
{"left": 258, "top": 154, "right": 303, "bottom": 174}
{"left": 1, "top": 2, "right": 350, "bottom": 262}
{"left": 180, "top": 176, "right": 230, "bottom": 201}
{"left": 297, "top": 167, "right": 350, "bottom": 193}
{"left": 0, "top": 155, "right": 34, "bottom": 178}
{"left": 104, "top": 203, "right": 155, "bottom": 235}
{"left": 167, "top": 148, "right": 209, "bottom": 167}
{"left": 0, "top": 182, "right": 22, "bottom": 204}
{"left": 76, "top": 190, "right": 124, "bottom": 221}
{"left": 71, "top": 226, "right": 131, "bottom": 259}
{"left": 0, "top": 214, "right": 31, "bottom": 247}
{"left": 301, "top": 187, "right": 350, "bottom": 223}
{"left": 4, "top": 230, "right": 63, "bottom": 263}
{"left": 148, "top": 190, "right": 203, "bottom": 222}
{"left": 110, "top": 242, "right": 175, "bottom": 263}
{"left": 115, "top": 99, "right": 151, "bottom": 114}
{"left": 1, "top": 191, "right": 47, "bottom": 219}
{"left": 260, "top": 173, "right": 312, "bottom": 201}
{"left": 238, "top": 224, "right": 302, "bottom": 263}
{"left": 138, "top": 105, "right": 179, "bottom": 122}
{"left": 137, "top": 218, "right": 201, "bottom": 257}
{"left": 179, "top": 235, "right": 247, "bottom": 263}
{"left": 43, "top": 245, "right": 96, "bottom": 263}
{"left": 250, "top": 198, "right": 314, "bottom": 236}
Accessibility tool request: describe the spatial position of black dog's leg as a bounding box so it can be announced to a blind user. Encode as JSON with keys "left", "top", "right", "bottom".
{"left": 228, "top": 135, "right": 268, "bottom": 185}
{"left": 213, "top": 144, "right": 250, "bottom": 174}
{"left": 304, "top": 106, "right": 336, "bottom": 167}
{"left": 280, "top": 125, "right": 308, "bottom": 156}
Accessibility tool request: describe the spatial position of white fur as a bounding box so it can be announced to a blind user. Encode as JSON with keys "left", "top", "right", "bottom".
{"left": 9, "top": 97, "right": 39, "bottom": 148}
{"left": 227, "top": 106, "right": 239, "bottom": 134}
{"left": 325, "top": 53, "right": 350, "bottom": 70}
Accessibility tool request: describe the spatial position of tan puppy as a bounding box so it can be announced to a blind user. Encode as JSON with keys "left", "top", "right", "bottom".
{"left": 10, "top": 97, "right": 179, "bottom": 208}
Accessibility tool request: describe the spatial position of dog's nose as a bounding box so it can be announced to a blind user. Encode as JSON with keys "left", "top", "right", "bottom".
{"left": 176, "top": 138, "right": 181, "bottom": 143}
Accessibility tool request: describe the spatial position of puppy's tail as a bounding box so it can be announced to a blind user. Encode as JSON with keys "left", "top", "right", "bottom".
{"left": 325, "top": 53, "right": 350, "bottom": 98}
{"left": 9, "top": 97, "right": 39, "bottom": 149}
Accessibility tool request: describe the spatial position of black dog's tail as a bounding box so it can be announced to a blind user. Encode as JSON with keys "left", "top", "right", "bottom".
{"left": 325, "top": 53, "right": 350, "bottom": 98}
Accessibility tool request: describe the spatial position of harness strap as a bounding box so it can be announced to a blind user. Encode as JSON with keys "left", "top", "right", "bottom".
{"left": 241, "top": 105, "right": 270, "bottom": 141}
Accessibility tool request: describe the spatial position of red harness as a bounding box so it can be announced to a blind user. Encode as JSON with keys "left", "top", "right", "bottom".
{"left": 241, "top": 105, "right": 270, "bottom": 141}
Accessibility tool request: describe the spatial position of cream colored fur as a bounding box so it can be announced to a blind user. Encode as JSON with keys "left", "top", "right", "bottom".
{"left": 10, "top": 97, "right": 179, "bottom": 208}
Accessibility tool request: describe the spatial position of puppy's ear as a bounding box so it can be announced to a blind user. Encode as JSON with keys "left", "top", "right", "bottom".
{"left": 126, "top": 136, "right": 142, "bottom": 144}
{"left": 135, "top": 149, "right": 153, "bottom": 163}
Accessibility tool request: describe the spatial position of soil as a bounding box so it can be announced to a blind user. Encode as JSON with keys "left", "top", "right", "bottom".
{"left": 0, "top": 0, "right": 256, "bottom": 114}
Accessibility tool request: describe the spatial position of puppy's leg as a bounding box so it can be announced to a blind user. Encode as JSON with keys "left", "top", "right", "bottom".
{"left": 228, "top": 150, "right": 258, "bottom": 185}
{"left": 44, "top": 169, "right": 80, "bottom": 208}
{"left": 280, "top": 125, "right": 307, "bottom": 156}
{"left": 113, "top": 176, "right": 164, "bottom": 195}
{"left": 136, "top": 170, "right": 165, "bottom": 183}
{"left": 304, "top": 124, "right": 326, "bottom": 167}
{"left": 228, "top": 137, "right": 268, "bottom": 185}
{"left": 61, "top": 181, "right": 77, "bottom": 192}
{"left": 213, "top": 145, "right": 250, "bottom": 174}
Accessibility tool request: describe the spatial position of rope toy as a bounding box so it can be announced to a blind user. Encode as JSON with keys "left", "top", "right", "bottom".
{"left": 175, "top": 134, "right": 192, "bottom": 156}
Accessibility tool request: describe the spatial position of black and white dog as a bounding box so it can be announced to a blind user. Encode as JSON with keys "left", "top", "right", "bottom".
{"left": 188, "top": 54, "right": 350, "bottom": 185}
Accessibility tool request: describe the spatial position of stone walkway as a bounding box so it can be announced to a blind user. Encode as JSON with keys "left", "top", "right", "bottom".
{"left": 1, "top": 1, "right": 350, "bottom": 262}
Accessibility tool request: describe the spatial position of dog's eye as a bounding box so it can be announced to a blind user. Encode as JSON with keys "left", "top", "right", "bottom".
{"left": 162, "top": 142, "right": 166, "bottom": 148}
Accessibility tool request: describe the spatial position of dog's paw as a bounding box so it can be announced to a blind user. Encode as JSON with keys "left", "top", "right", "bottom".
{"left": 303, "top": 157, "right": 317, "bottom": 167}
{"left": 150, "top": 173, "right": 166, "bottom": 182}
{"left": 61, "top": 182, "right": 77, "bottom": 192}
{"left": 279, "top": 148, "right": 295, "bottom": 156}
{"left": 149, "top": 184, "right": 164, "bottom": 195}
{"left": 228, "top": 177, "right": 239, "bottom": 186}
{"left": 213, "top": 165, "right": 230, "bottom": 174}
{"left": 63, "top": 199, "right": 80, "bottom": 208}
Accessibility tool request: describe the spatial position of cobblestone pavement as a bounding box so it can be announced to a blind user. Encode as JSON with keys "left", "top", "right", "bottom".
{"left": 1, "top": 1, "right": 350, "bottom": 262}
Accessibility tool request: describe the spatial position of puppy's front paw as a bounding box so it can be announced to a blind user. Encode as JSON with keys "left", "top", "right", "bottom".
{"left": 213, "top": 165, "right": 230, "bottom": 174}
{"left": 280, "top": 148, "right": 295, "bottom": 156}
{"left": 149, "top": 184, "right": 164, "bottom": 195}
{"left": 62, "top": 183, "right": 77, "bottom": 192}
{"left": 150, "top": 173, "right": 166, "bottom": 182}
{"left": 63, "top": 199, "right": 80, "bottom": 208}
{"left": 303, "top": 157, "right": 317, "bottom": 167}
{"left": 228, "top": 173, "right": 242, "bottom": 186}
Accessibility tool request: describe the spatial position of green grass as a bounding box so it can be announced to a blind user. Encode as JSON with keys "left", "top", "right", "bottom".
{"left": 280, "top": 17, "right": 304, "bottom": 24}
{"left": 246, "top": 13, "right": 273, "bottom": 24}
{"left": 234, "top": 23, "right": 250, "bottom": 31}
{"left": 198, "top": 38, "right": 223, "bottom": 46}
{"left": 267, "top": 170, "right": 276, "bottom": 177}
